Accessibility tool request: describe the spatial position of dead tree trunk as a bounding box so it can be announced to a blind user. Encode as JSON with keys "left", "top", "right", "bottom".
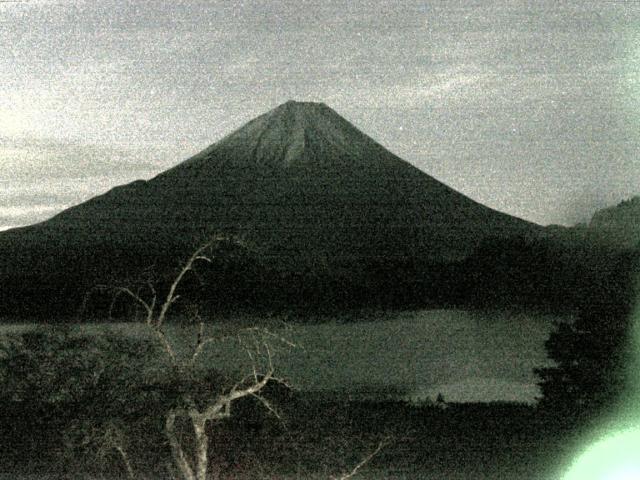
{"left": 166, "top": 410, "right": 196, "bottom": 480}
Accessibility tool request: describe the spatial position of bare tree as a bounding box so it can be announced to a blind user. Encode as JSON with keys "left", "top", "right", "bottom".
{"left": 83, "top": 236, "right": 393, "bottom": 480}
{"left": 88, "top": 235, "right": 293, "bottom": 480}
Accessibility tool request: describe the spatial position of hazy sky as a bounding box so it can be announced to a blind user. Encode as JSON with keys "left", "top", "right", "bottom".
{"left": 2, "top": 0, "right": 640, "bottom": 230}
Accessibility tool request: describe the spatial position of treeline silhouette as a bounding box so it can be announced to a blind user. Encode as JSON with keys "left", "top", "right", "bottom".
{"left": 0, "top": 228, "right": 635, "bottom": 321}
{"left": 536, "top": 245, "right": 639, "bottom": 425}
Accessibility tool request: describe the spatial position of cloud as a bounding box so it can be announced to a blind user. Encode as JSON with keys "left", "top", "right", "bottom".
{"left": 0, "top": 138, "right": 175, "bottom": 179}
{"left": 0, "top": 204, "right": 68, "bottom": 228}
{"left": 0, "top": 204, "right": 67, "bottom": 217}
{"left": 387, "top": 68, "right": 498, "bottom": 107}
{"left": 0, "top": 137, "right": 185, "bottom": 228}
{"left": 2, "top": 0, "right": 640, "bottom": 228}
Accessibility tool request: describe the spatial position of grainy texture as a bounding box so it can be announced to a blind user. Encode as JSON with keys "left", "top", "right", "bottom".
{"left": 2, "top": 1, "right": 640, "bottom": 228}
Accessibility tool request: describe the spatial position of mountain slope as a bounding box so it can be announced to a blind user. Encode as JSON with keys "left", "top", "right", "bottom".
{"left": 587, "top": 196, "right": 640, "bottom": 248}
{"left": 40, "top": 101, "right": 538, "bottom": 259}
{"left": 0, "top": 101, "right": 541, "bottom": 316}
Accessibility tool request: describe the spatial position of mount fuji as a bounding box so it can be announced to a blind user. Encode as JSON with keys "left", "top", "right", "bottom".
{"left": 0, "top": 101, "right": 541, "bottom": 316}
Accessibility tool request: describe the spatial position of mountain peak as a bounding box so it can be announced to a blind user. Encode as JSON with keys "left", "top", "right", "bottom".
{"left": 279, "top": 99, "right": 329, "bottom": 109}
{"left": 262, "top": 99, "right": 335, "bottom": 131}
{"left": 265, "top": 100, "right": 333, "bottom": 127}
{"left": 183, "top": 100, "right": 389, "bottom": 171}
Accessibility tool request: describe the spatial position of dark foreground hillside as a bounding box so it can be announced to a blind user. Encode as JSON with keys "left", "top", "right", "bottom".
{"left": 0, "top": 391, "right": 574, "bottom": 480}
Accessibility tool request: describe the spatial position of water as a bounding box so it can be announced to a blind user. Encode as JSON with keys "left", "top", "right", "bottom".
{"left": 0, "top": 308, "right": 558, "bottom": 404}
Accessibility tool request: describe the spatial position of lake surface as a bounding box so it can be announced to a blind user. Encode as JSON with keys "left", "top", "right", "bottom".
{"left": 0, "top": 309, "right": 560, "bottom": 404}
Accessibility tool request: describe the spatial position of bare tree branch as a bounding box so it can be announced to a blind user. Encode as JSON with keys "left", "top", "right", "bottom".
{"left": 249, "top": 392, "right": 282, "bottom": 421}
{"left": 153, "top": 328, "right": 178, "bottom": 364}
{"left": 166, "top": 410, "right": 196, "bottom": 480}
{"left": 95, "top": 423, "right": 139, "bottom": 480}
{"left": 114, "top": 444, "right": 137, "bottom": 480}
{"left": 146, "top": 280, "right": 157, "bottom": 325}
{"left": 156, "top": 237, "right": 226, "bottom": 328}
{"left": 333, "top": 437, "right": 392, "bottom": 480}
{"left": 97, "top": 285, "right": 155, "bottom": 323}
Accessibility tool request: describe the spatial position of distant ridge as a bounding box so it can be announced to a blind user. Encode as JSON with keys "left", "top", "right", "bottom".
{"left": 0, "top": 101, "right": 542, "bottom": 316}
{"left": 587, "top": 196, "right": 640, "bottom": 248}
